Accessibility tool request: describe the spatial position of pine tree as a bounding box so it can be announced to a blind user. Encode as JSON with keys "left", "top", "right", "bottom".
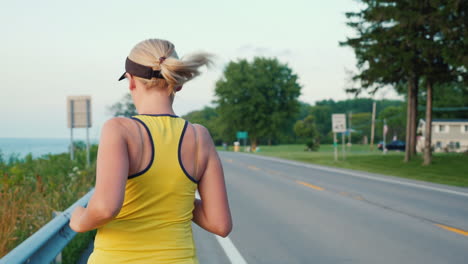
{"left": 341, "top": 0, "right": 467, "bottom": 163}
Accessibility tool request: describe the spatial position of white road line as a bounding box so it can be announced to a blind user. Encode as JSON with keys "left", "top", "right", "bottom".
{"left": 238, "top": 153, "right": 468, "bottom": 198}
{"left": 215, "top": 235, "right": 248, "bottom": 264}
{"left": 195, "top": 192, "right": 248, "bottom": 264}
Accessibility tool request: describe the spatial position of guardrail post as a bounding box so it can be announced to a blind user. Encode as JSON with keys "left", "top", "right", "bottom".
{"left": 52, "top": 211, "right": 63, "bottom": 264}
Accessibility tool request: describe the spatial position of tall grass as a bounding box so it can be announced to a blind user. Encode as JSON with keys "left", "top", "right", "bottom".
{"left": 0, "top": 145, "right": 98, "bottom": 259}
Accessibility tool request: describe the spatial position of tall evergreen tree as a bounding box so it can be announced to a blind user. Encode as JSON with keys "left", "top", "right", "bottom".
{"left": 341, "top": 0, "right": 467, "bottom": 163}
{"left": 437, "top": 0, "right": 468, "bottom": 76}
{"left": 341, "top": 0, "right": 423, "bottom": 161}
{"left": 417, "top": 0, "right": 467, "bottom": 165}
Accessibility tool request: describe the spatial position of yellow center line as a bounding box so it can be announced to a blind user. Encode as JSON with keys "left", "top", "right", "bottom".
{"left": 296, "top": 180, "right": 324, "bottom": 191}
{"left": 435, "top": 224, "right": 468, "bottom": 236}
{"left": 266, "top": 169, "right": 281, "bottom": 175}
{"left": 353, "top": 195, "right": 364, "bottom": 201}
{"left": 247, "top": 165, "right": 260, "bottom": 171}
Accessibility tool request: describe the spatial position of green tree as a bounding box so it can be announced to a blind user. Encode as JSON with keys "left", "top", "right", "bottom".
{"left": 418, "top": 1, "right": 467, "bottom": 165}
{"left": 341, "top": 0, "right": 467, "bottom": 163}
{"left": 214, "top": 57, "right": 301, "bottom": 150}
{"left": 419, "top": 82, "right": 468, "bottom": 119}
{"left": 413, "top": 0, "right": 468, "bottom": 165}
{"left": 294, "top": 115, "right": 320, "bottom": 151}
{"left": 350, "top": 112, "right": 373, "bottom": 143}
{"left": 437, "top": 1, "right": 468, "bottom": 75}
{"left": 309, "top": 105, "right": 333, "bottom": 143}
{"left": 312, "top": 99, "right": 403, "bottom": 144}
{"left": 341, "top": 0, "right": 421, "bottom": 161}
{"left": 297, "top": 101, "right": 314, "bottom": 121}
{"left": 108, "top": 93, "right": 137, "bottom": 117}
{"left": 182, "top": 107, "right": 225, "bottom": 145}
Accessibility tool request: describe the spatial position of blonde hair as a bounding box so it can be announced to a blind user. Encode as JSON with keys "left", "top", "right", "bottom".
{"left": 127, "top": 39, "right": 212, "bottom": 92}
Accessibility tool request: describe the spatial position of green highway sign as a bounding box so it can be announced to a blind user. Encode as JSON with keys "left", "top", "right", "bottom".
{"left": 237, "top": 131, "right": 248, "bottom": 139}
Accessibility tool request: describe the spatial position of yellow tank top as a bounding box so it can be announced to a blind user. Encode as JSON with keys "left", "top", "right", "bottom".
{"left": 88, "top": 114, "right": 199, "bottom": 264}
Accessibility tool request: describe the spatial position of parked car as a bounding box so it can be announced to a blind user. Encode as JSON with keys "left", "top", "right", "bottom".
{"left": 377, "top": 141, "right": 384, "bottom": 150}
{"left": 378, "top": 140, "right": 406, "bottom": 151}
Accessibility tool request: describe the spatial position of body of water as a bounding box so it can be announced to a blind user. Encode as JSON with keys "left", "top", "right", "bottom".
{"left": 0, "top": 138, "right": 97, "bottom": 160}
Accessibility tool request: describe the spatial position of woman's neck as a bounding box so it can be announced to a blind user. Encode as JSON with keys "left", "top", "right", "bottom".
{"left": 134, "top": 89, "right": 175, "bottom": 116}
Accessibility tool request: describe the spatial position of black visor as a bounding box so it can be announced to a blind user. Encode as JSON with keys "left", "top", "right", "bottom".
{"left": 118, "top": 57, "right": 165, "bottom": 81}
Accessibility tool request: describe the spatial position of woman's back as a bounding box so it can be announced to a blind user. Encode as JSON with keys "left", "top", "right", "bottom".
{"left": 69, "top": 38, "right": 231, "bottom": 264}
{"left": 89, "top": 115, "right": 200, "bottom": 263}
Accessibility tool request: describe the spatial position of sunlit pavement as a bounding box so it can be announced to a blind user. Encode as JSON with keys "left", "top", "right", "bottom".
{"left": 209, "top": 151, "right": 468, "bottom": 264}
{"left": 81, "top": 152, "right": 468, "bottom": 264}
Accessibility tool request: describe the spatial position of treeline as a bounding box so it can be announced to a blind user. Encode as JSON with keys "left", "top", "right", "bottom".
{"left": 183, "top": 98, "right": 405, "bottom": 146}
{"left": 110, "top": 44, "right": 466, "bottom": 161}
{"left": 110, "top": 58, "right": 410, "bottom": 148}
{"left": 181, "top": 86, "right": 467, "bottom": 148}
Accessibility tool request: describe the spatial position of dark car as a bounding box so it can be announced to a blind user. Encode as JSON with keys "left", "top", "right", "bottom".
{"left": 378, "top": 140, "right": 405, "bottom": 151}
{"left": 377, "top": 141, "right": 385, "bottom": 150}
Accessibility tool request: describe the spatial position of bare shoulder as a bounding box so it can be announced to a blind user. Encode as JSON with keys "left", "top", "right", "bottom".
{"left": 101, "top": 117, "right": 135, "bottom": 137}
{"left": 192, "top": 124, "right": 214, "bottom": 143}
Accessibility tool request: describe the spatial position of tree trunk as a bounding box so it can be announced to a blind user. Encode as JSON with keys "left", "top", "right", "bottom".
{"left": 404, "top": 79, "right": 414, "bottom": 162}
{"left": 423, "top": 81, "right": 433, "bottom": 166}
{"left": 410, "top": 78, "right": 419, "bottom": 156}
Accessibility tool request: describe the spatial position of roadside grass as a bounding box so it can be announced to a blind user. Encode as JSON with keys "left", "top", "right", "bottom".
{"left": 223, "top": 144, "right": 468, "bottom": 187}
{"left": 0, "top": 146, "right": 98, "bottom": 260}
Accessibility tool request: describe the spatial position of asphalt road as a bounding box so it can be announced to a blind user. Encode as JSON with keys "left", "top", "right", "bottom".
{"left": 191, "top": 151, "right": 468, "bottom": 264}
{"left": 82, "top": 152, "right": 468, "bottom": 263}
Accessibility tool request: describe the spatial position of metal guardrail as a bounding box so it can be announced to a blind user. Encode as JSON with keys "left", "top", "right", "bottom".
{"left": 0, "top": 189, "right": 95, "bottom": 264}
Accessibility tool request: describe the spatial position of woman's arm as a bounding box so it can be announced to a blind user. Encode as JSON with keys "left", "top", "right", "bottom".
{"left": 192, "top": 126, "right": 232, "bottom": 237}
{"left": 70, "top": 118, "right": 129, "bottom": 232}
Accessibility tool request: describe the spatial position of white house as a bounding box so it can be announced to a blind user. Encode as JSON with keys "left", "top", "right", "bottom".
{"left": 417, "top": 119, "right": 468, "bottom": 153}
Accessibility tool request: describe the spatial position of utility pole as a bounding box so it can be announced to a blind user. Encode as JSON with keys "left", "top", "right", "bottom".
{"left": 370, "top": 101, "right": 376, "bottom": 150}
{"left": 348, "top": 111, "right": 352, "bottom": 145}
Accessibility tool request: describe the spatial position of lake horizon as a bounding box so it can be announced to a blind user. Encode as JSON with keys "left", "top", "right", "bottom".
{"left": 0, "top": 137, "right": 99, "bottom": 160}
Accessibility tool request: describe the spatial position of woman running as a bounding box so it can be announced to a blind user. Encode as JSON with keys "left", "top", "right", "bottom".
{"left": 70, "top": 38, "right": 232, "bottom": 264}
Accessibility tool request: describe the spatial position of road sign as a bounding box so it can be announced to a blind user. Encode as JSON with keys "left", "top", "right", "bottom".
{"left": 66, "top": 95, "right": 92, "bottom": 165}
{"left": 332, "top": 114, "right": 346, "bottom": 133}
{"left": 67, "top": 96, "right": 92, "bottom": 128}
{"left": 237, "top": 131, "right": 248, "bottom": 139}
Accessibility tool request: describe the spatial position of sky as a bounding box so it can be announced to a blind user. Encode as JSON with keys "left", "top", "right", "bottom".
{"left": 0, "top": 0, "right": 402, "bottom": 139}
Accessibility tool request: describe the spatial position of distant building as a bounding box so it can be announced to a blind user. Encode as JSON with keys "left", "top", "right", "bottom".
{"left": 417, "top": 119, "right": 468, "bottom": 153}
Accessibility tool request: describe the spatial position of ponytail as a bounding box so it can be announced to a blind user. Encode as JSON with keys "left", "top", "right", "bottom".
{"left": 127, "top": 39, "right": 212, "bottom": 92}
